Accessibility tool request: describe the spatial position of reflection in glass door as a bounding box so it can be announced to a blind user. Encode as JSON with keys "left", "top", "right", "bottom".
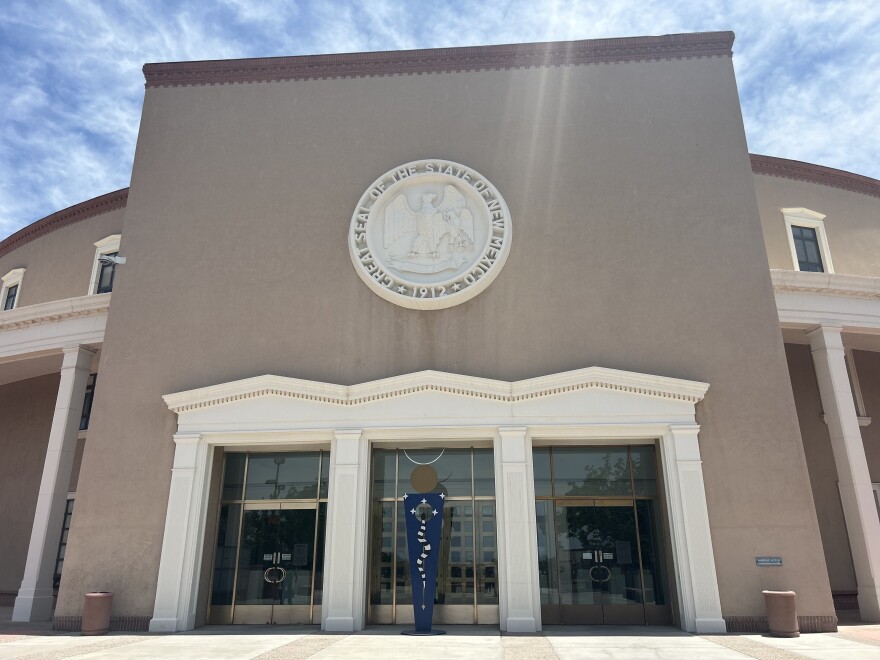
{"left": 554, "top": 500, "right": 643, "bottom": 624}
{"left": 534, "top": 446, "right": 672, "bottom": 626}
{"left": 234, "top": 504, "right": 317, "bottom": 624}
{"left": 207, "top": 452, "right": 328, "bottom": 625}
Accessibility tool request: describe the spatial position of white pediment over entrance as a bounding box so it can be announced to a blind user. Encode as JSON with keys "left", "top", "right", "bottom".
{"left": 165, "top": 367, "right": 709, "bottom": 435}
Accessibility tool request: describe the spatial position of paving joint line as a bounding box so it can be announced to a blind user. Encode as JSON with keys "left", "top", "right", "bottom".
{"left": 252, "top": 632, "right": 349, "bottom": 659}
{"left": 9, "top": 634, "right": 150, "bottom": 660}
{"left": 702, "top": 634, "right": 809, "bottom": 659}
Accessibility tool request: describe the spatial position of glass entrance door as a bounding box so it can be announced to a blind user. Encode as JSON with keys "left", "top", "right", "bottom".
{"left": 554, "top": 500, "right": 644, "bottom": 624}
{"left": 233, "top": 504, "right": 317, "bottom": 624}
{"left": 207, "top": 451, "right": 328, "bottom": 625}
{"left": 534, "top": 446, "right": 673, "bottom": 626}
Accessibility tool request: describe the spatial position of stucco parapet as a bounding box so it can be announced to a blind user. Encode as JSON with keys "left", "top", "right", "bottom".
{"left": 163, "top": 367, "right": 710, "bottom": 414}
{"left": 0, "top": 294, "right": 111, "bottom": 332}
{"left": 772, "top": 270, "right": 880, "bottom": 300}
{"left": 142, "top": 31, "right": 734, "bottom": 89}
{"left": 751, "top": 154, "right": 880, "bottom": 200}
{"left": 0, "top": 189, "right": 128, "bottom": 259}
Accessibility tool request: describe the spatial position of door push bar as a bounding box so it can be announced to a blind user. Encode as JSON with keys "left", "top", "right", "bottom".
{"left": 263, "top": 552, "right": 288, "bottom": 584}
{"left": 588, "top": 549, "right": 612, "bottom": 583}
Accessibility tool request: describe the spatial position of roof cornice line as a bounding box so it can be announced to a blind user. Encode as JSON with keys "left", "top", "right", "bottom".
{"left": 0, "top": 188, "right": 128, "bottom": 259}
{"left": 751, "top": 154, "right": 880, "bottom": 199}
{"left": 143, "top": 31, "right": 735, "bottom": 89}
{"left": 163, "top": 367, "right": 710, "bottom": 413}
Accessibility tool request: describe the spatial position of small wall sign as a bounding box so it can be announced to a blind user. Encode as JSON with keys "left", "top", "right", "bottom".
{"left": 755, "top": 556, "right": 783, "bottom": 566}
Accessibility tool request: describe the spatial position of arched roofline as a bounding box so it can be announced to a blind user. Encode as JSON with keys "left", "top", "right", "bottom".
{"left": 0, "top": 188, "right": 128, "bottom": 259}
{"left": 751, "top": 154, "right": 880, "bottom": 200}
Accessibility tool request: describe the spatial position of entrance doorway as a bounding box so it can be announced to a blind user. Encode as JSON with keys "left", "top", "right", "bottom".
{"left": 553, "top": 500, "right": 648, "bottom": 624}
{"left": 534, "top": 446, "right": 673, "bottom": 626}
{"left": 367, "top": 447, "right": 499, "bottom": 625}
{"left": 207, "top": 451, "right": 328, "bottom": 625}
{"left": 233, "top": 504, "right": 318, "bottom": 624}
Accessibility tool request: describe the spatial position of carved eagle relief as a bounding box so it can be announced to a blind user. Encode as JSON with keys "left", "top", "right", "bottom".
{"left": 383, "top": 185, "right": 475, "bottom": 274}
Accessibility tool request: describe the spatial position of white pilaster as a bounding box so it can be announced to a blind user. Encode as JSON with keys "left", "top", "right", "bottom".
{"left": 322, "top": 429, "right": 370, "bottom": 631}
{"left": 659, "top": 425, "right": 726, "bottom": 633}
{"left": 808, "top": 324, "right": 880, "bottom": 621}
{"left": 149, "top": 433, "right": 212, "bottom": 632}
{"left": 493, "top": 426, "right": 541, "bottom": 632}
{"left": 13, "top": 345, "right": 95, "bottom": 622}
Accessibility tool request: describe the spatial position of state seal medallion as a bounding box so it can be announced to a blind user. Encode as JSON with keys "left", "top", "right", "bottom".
{"left": 349, "top": 160, "right": 512, "bottom": 310}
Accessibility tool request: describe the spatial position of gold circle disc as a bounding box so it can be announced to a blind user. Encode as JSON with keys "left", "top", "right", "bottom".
{"left": 410, "top": 465, "right": 439, "bottom": 493}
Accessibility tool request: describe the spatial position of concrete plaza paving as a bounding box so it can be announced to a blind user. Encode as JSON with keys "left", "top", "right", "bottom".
{"left": 1, "top": 614, "right": 879, "bottom": 660}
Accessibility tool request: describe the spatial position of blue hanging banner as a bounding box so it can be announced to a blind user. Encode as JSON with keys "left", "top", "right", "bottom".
{"left": 402, "top": 491, "right": 445, "bottom": 634}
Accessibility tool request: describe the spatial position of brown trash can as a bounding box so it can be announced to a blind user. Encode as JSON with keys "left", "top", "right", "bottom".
{"left": 81, "top": 592, "right": 113, "bottom": 636}
{"left": 762, "top": 590, "right": 799, "bottom": 637}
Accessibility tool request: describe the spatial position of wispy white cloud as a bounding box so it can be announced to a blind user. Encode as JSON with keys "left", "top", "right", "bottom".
{"left": 0, "top": 0, "right": 877, "bottom": 237}
{"left": 219, "top": 0, "right": 299, "bottom": 27}
{"left": 731, "top": 1, "right": 880, "bottom": 177}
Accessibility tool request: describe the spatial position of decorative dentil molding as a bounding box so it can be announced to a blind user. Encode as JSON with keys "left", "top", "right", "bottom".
{"left": 751, "top": 154, "right": 880, "bottom": 200}
{"left": 163, "top": 366, "right": 710, "bottom": 414}
{"left": 143, "top": 32, "right": 734, "bottom": 88}
{"left": 0, "top": 189, "right": 128, "bottom": 259}
{"left": 0, "top": 294, "right": 111, "bottom": 332}
{"left": 771, "top": 270, "right": 880, "bottom": 300}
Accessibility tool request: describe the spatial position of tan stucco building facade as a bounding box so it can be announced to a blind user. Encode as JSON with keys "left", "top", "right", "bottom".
{"left": 2, "top": 31, "right": 879, "bottom": 635}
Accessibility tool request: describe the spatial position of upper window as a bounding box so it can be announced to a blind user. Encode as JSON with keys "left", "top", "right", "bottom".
{"left": 96, "top": 253, "right": 118, "bottom": 294}
{"left": 3, "top": 285, "right": 18, "bottom": 310}
{"left": 1, "top": 268, "right": 25, "bottom": 311}
{"left": 80, "top": 374, "right": 97, "bottom": 430}
{"left": 89, "top": 235, "right": 121, "bottom": 295}
{"left": 873, "top": 483, "right": 880, "bottom": 523}
{"left": 782, "top": 208, "right": 834, "bottom": 274}
{"left": 791, "top": 226, "right": 824, "bottom": 272}
{"left": 54, "top": 497, "right": 75, "bottom": 590}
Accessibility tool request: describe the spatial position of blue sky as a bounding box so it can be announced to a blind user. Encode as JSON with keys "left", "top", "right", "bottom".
{"left": 1, "top": 0, "right": 878, "bottom": 238}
